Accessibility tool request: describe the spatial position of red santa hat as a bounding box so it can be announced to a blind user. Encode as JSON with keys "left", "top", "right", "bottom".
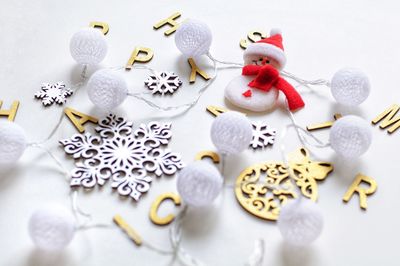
{"left": 243, "top": 29, "right": 286, "bottom": 70}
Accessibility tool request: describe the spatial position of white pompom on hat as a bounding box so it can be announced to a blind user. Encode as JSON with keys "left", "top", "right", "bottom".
{"left": 243, "top": 29, "right": 286, "bottom": 70}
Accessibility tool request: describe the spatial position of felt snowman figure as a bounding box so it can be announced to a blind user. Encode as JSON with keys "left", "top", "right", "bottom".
{"left": 225, "top": 29, "right": 305, "bottom": 112}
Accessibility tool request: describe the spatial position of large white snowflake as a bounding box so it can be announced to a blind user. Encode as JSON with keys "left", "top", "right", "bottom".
{"left": 144, "top": 71, "right": 183, "bottom": 95}
{"left": 35, "top": 82, "right": 73, "bottom": 106}
{"left": 250, "top": 121, "right": 276, "bottom": 149}
{"left": 59, "top": 114, "right": 184, "bottom": 201}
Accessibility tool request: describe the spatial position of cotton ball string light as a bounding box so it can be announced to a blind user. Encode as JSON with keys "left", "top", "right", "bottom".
{"left": 278, "top": 200, "right": 323, "bottom": 246}
{"left": 28, "top": 205, "right": 76, "bottom": 251}
{"left": 175, "top": 19, "right": 212, "bottom": 58}
{"left": 0, "top": 121, "right": 27, "bottom": 165}
{"left": 87, "top": 69, "right": 128, "bottom": 111}
{"left": 70, "top": 28, "right": 107, "bottom": 65}
{"left": 211, "top": 112, "right": 253, "bottom": 155}
{"left": 329, "top": 115, "right": 372, "bottom": 158}
{"left": 177, "top": 161, "right": 223, "bottom": 207}
{"left": 330, "top": 68, "right": 370, "bottom": 106}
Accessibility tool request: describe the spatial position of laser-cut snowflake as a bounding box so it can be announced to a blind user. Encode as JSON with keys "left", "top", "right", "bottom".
{"left": 250, "top": 121, "right": 276, "bottom": 149}
{"left": 59, "top": 114, "right": 184, "bottom": 201}
{"left": 35, "top": 82, "right": 73, "bottom": 106}
{"left": 144, "top": 71, "right": 183, "bottom": 95}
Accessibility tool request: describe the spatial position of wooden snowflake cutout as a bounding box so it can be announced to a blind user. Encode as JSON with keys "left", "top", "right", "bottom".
{"left": 250, "top": 121, "right": 276, "bottom": 149}
{"left": 144, "top": 71, "right": 183, "bottom": 95}
{"left": 59, "top": 114, "right": 184, "bottom": 201}
{"left": 35, "top": 82, "right": 73, "bottom": 106}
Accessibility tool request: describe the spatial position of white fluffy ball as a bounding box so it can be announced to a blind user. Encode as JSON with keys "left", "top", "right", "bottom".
{"left": 211, "top": 112, "right": 253, "bottom": 155}
{"left": 70, "top": 28, "right": 107, "bottom": 65}
{"left": 329, "top": 115, "right": 372, "bottom": 158}
{"left": 177, "top": 161, "right": 222, "bottom": 207}
{"left": 278, "top": 200, "right": 323, "bottom": 246}
{"left": 330, "top": 68, "right": 370, "bottom": 106}
{"left": 87, "top": 69, "right": 128, "bottom": 111}
{"left": 0, "top": 121, "right": 27, "bottom": 164}
{"left": 175, "top": 19, "right": 212, "bottom": 58}
{"left": 28, "top": 205, "right": 76, "bottom": 251}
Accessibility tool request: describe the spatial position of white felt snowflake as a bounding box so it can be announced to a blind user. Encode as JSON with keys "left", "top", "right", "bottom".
{"left": 250, "top": 121, "right": 277, "bottom": 149}
{"left": 144, "top": 71, "right": 183, "bottom": 95}
{"left": 59, "top": 114, "right": 184, "bottom": 201}
{"left": 35, "top": 82, "right": 73, "bottom": 106}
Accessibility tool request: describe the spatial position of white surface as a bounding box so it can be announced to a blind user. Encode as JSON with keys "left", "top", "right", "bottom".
{"left": 1, "top": 1, "right": 400, "bottom": 265}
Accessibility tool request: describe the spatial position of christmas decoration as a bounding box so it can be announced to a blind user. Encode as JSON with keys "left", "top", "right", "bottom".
{"left": 250, "top": 121, "right": 276, "bottom": 149}
{"left": 175, "top": 19, "right": 212, "bottom": 58}
{"left": 277, "top": 199, "right": 323, "bottom": 246}
{"left": 0, "top": 100, "right": 19, "bottom": 121}
{"left": 70, "top": 28, "right": 107, "bottom": 65}
{"left": 330, "top": 68, "right": 370, "bottom": 106}
{"left": 28, "top": 205, "right": 76, "bottom": 251}
{"left": 60, "top": 114, "right": 184, "bottom": 201}
{"left": 87, "top": 69, "right": 128, "bottom": 111}
{"left": 144, "top": 71, "right": 183, "bottom": 95}
{"left": 149, "top": 192, "right": 181, "bottom": 225}
{"left": 0, "top": 121, "right": 27, "bottom": 165}
{"left": 342, "top": 173, "right": 377, "bottom": 210}
{"left": 225, "top": 29, "right": 304, "bottom": 112}
{"left": 34, "top": 82, "right": 73, "bottom": 106}
{"left": 329, "top": 115, "right": 372, "bottom": 158}
{"left": 177, "top": 160, "right": 222, "bottom": 207}
{"left": 235, "top": 148, "right": 333, "bottom": 221}
{"left": 210, "top": 111, "right": 253, "bottom": 155}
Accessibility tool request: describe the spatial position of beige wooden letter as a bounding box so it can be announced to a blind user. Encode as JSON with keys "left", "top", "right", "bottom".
{"left": 89, "top": 21, "right": 109, "bottom": 35}
{"left": 153, "top": 12, "right": 182, "bottom": 36}
{"left": 125, "top": 47, "right": 154, "bottom": 70}
{"left": 64, "top": 107, "right": 98, "bottom": 133}
{"left": 343, "top": 174, "right": 377, "bottom": 210}
{"left": 149, "top": 193, "right": 181, "bottom": 226}
{"left": 0, "top": 100, "right": 19, "bottom": 121}
{"left": 113, "top": 215, "right": 142, "bottom": 246}
{"left": 240, "top": 30, "right": 267, "bottom": 49}
{"left": 188, "top": 58, "right": 211, "bottom": 83}
{"left": 372, "top": 104, "right": 400, "bottom": 134}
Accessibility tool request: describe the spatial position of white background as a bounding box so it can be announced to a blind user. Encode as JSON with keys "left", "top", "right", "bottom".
{"left": 1, "top": 0, "right": 400, "bottom": 265}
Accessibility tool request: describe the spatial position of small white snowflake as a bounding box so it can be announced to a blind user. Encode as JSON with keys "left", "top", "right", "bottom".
{"left": 59, "top": 114, "right": 184, "bottom": 201}
{"left": 35, "top": 82, "right": 73, "bottom": 106}
{"left": 250, "top": 121, "right": 277, "bottom": 149}
{"left": 144, "top": 71, "right": 183, "bottom": 95}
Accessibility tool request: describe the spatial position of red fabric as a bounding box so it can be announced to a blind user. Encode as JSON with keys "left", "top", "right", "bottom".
{"left": 242, "top": 89, "right": 252, "bottom": 97}
{"left": 256, "top": 34, "right": 284, "bottom": 50}
{"left": 242, "top": 65, "right": 305, "bottom": 111}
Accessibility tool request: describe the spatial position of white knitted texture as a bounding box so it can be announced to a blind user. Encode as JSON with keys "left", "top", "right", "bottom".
{"left": 224, "top": 75, "right": 279, "bottom": 112}
{"left": 87, "top": 69, "right": 128, "bottom": 111}
{"left": 177, "top": 161, "right": 222, "bottom": 207}
{"left": 278, "top": 200, "right": 323, "bottom": 246}
{"left": 28, "top": 205, "right": 76, "bottom": 251}
{"left": 175, "top": 19, "right": 212, "bottom": 58}
{"left": 329, "top": 115, "right": 372, "bottom": 158}
{"left": 211, "top": 112, "right": 253, "bottom": 155}
{"left": 330, "top": 68, "right": 370, "bottom": 106}
{"left": 70, "top": 28, "right": 107, "bottom": 65}
{"left": 0, "top": 121, "right": 27, "bottom": 164}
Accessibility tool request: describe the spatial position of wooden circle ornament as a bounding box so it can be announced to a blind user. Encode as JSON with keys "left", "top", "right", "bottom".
{"left": 235, "top": 148, "right": 333, "bottom": 221}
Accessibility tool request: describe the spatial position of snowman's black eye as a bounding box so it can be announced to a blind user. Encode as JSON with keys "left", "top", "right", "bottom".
{"left": 259, "top": 58, "right": 263, "bottom": 61}
{"left": 266, "top": 60, "right": 270, "bottom": 64}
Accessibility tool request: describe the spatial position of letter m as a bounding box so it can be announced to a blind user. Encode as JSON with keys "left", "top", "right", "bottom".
{"left": 372, "top": 104, "right": 400, "bottom": 134}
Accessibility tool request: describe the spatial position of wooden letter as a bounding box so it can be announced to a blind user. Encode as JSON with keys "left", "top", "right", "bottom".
{"left": 0, "top": 100, "right": 19, "bottom": 121}
{"left": 240, "top": 30, "right": 267, "bottom": 49}
{"left": 113, "top": 215, "right": 142, "bottom": 246}
{"left": 64, "top": 107, "right": 98, "bottom": 133}
{"left": 153, "top": 12, "right": 182, "bottom": 36}
{"left": 343, "top": 174, "right": 377, "bottom": 210}
{"left": 149, "top": 193, "right": 181, "bottom": 226}
{"left": 306, "top": 114, "right": 342, "bottom": 131}
{"left": 89, "top": 21, "right": 109, "bottom": 35}
{"left": 206, "top": 106, "right": 228, "bottom": 117}
{"left": 372, "top": 104, "right": 400, "bottom": 134}
{"left": 188, "top": 58, "right": 211, "bottom": 83}
{"left": 125, "top": 47, "right": 154, "bottom": 70}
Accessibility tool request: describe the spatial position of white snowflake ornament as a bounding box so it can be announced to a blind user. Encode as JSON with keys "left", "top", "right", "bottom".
{"left": 60, "top": 114, "right": 184, "bottom": 201}
{"left": 144, "top": 71, "right": 183, "bottom": 95}
{"left": 35, "top": 82, "right": 73, "bottom": 106}
{"left": 250, "top": 121, "right": 276, "bottom": 149}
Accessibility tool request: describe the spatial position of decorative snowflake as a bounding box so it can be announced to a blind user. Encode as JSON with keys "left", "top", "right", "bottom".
{"left": 250, "top": 121, "right": 277, "bottom": 149}
{"left": 144, "top": 71, "right": 183, "bottom": 95}
{"left": 59, "top": 114, "right": 184, "bottom": 201}
{"left": 35, "top": 82, "right": 73, "bottom": 106}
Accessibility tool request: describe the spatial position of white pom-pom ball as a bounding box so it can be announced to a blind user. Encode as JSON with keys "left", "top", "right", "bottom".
{"left": 70, "top": 28, "right": 107, "bottom": 65}
{"left": 28, "top": 205, "right": 76, "bottom": 251}
{"left": 211, "top": 112, "right": 253, "bottom": 155}
{"left": 87, "top": 69, "right": 128, "bottom": 111}
{"left": 278, "top": 200, "right": 323, "bottom": 246}
{"left": 329, "top": 115, "right": 372, "bottom": 158}
{"left": 330, "top": 68, "right": 370, "bottom": 106}
{"left": 177, "top": 161, "right": 222, "bottom": 207}
{"left": 175, "top": 19, "right": 212, "bottom": 58}
{"left": 0, "top": 121, "right": 27, "bottom": 165}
